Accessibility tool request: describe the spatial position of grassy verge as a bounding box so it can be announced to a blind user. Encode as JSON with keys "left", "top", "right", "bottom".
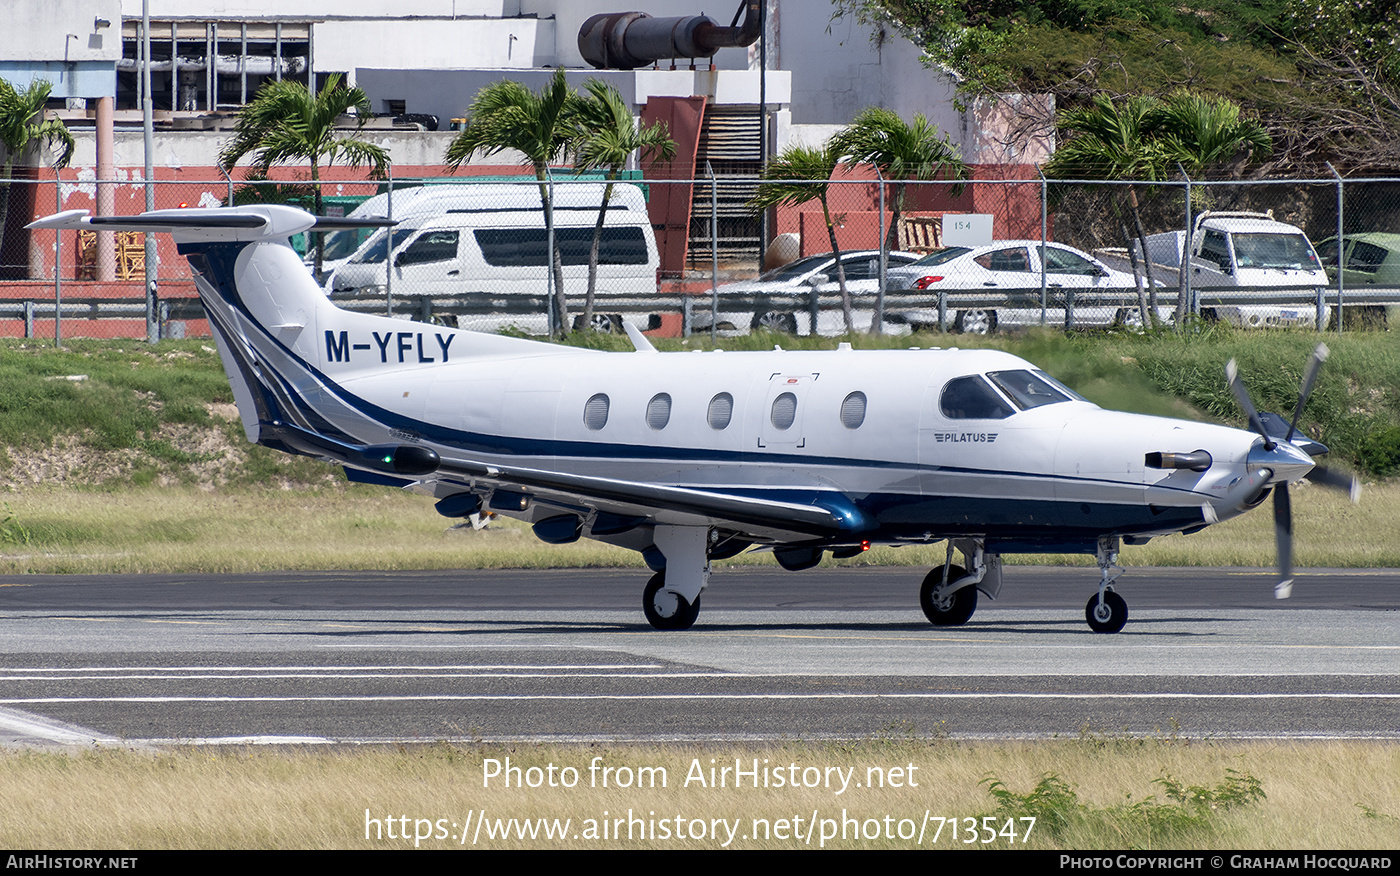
{"left": 2, "top": 739, "right": 1396, "bottom": 849}
{"left": 2, "top": 330, "right": 1398, "bottom": 573}
{"left": 1, "top": 479, "right": 1396, "bottom": 574}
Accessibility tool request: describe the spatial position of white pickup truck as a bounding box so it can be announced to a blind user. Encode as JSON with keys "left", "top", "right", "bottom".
{"left": 1140, "top": 211, "right": 1329, "bottom": 328}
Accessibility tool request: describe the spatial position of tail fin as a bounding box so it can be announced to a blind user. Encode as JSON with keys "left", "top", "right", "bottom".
{"left": 27, "top": 205, "right": 552, "bottom": 458}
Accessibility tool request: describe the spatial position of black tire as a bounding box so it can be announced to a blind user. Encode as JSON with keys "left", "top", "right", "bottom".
{"left": 642, "top": 571, "right": 700, "bottom": 631}
{"left": 919, "top": 565, "right": 978, "bottom": 626}
{"left": 1085, "top": 591, "right": 1128, "bottom": 633}
{"left": 953, "top": 309, "right": 997, "bottom": 335}
{"left": 751, "top": 311, "right": 799, "bottom": 334}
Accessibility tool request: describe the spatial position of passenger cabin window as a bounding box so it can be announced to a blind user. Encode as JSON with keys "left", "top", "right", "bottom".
{"left": 646, "top": 393, "right": 672, "bottom": 430}
{"left": 583, "top": 393, "right": 610, "bottom": 430}
{"left": 840, "top": 391, "right": 867, "bottom": 429}
{"left": 770, "top": 392, "right": 798, "bottom": 430}
{"left": 940, "top": 376, "right": 1014, "bottom": 420}
{"left": 707, "top": 393, "right": 733, "bottom": 430}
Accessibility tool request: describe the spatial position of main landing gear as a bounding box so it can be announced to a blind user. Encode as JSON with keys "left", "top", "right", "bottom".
{"left": 919, "top": 539, "right": 1001, "bottom": 626}
{"left": 915, "top": 536, "right": 1132, "bottom": 633}
{"left": 640, "top": 525, "right": 711, "bottom": 631}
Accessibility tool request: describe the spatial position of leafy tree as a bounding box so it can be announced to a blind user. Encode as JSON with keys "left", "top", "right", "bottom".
{"left": 749, "top": 143, "right": 857, "bottom": 334}
{"left": 446, "top": 69, "right": 581, "bottom": 336}
{"left": 830, "top": 0, "right": 1394, "bottom": 171}
{"left": 1, "top": 78, "right": 74, "bottom": 273}
{"left": 219, "top": 74, "right": 389, "bottom": 277}
{"left": 571, "top": 79, "right": 675, "bottom": 332}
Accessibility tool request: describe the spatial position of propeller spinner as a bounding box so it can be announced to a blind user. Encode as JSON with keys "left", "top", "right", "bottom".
{"left": 1226, "top": 343, "right": 1360, "bottom": 599}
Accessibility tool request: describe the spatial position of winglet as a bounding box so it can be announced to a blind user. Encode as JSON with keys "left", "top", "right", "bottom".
{"left": 623, "top": 321, "right": 657, "bottom": 353}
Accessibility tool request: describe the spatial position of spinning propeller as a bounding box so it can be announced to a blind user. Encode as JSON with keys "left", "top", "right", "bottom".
{"left": 1226, "top": 343, "right": 1360, "bottom": 599}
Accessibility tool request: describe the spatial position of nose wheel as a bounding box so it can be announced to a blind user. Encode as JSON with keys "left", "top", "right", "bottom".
{"left": 1085, "top": 591, "right": 1128, "bottom": 633}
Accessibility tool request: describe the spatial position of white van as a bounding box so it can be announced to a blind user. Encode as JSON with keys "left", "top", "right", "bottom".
{"left": 1140, "top": 211, "right": 1330, "bottom": 328}
{"left": 311, "top": 184, "right": 507, "bottom": 282}
{"left": 327, "top": 183, "right": 659, "bottom": 334}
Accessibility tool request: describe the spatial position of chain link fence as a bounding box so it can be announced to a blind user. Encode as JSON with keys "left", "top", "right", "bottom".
{"left": 4, "top": 172, "right": 1399, "bottom": 342}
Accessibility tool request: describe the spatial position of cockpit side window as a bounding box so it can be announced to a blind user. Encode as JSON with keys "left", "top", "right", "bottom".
{"left": 939, "top": 375, "right": 1014, "bottom": 420}
{"left": 986, "top": 369, "right": 1078, "bottom": 410}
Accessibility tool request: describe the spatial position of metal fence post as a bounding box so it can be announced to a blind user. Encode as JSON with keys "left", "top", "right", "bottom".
{"left": 1327, "top": 162, "right": 1344, "bottom": 334}
{"left": 707, "top": 161, "right": 717, "bottom": 343}
{"left": 1036, "top": 166, "right": 1048, "bottom": 326}
{"left": 53, "top": 177, "right": 62, "bottom": 348}
{"left": 1176, "top": 164, "right": 1194, "bottom": 328}
{"left": 874, "top": 165, "right": 886, "bottom": 334}
{"left": 385, "top": 167, "right": 394, "bottom": 318}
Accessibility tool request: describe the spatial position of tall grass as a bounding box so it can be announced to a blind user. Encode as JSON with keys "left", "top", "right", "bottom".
{"left": 0, "top": 740, "right": 1395, "bottom": 849}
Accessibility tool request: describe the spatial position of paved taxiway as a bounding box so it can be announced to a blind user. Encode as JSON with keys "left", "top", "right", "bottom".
{"left": 1, "top": 566, "right": 1396, "bottom": 745}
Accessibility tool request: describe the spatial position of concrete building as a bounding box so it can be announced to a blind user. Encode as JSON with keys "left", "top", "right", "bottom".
{"left": 3, "top": 0, "right": 1051, "bottom": 335}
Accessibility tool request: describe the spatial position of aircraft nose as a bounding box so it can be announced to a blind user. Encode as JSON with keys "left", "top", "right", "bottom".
{"left": 1246, "top": 438, "right": 1315, "bottom": 485}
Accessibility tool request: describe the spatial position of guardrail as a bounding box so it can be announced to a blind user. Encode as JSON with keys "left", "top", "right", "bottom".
{"left": 3, "top": 285, "right": 1395, "bottom": 341}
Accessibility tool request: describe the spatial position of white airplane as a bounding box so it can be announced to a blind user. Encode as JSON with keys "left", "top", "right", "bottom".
{"left": 30, "top": 205, "right": 1360, "bottom": 632}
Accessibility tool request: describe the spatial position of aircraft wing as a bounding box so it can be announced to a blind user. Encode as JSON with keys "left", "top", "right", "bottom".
{"left": 265, "top": 419, "right": 859, "bottom": 540}
{"left": 433, "top": 455, "right": 859, "bottom": 538}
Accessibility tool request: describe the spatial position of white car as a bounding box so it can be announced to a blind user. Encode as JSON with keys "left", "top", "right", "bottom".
{"left": 883, "top": 241, "right": 1165, "bottom": 333}
{"left": 697, "top": 250, "right": 923, "bottom": 335}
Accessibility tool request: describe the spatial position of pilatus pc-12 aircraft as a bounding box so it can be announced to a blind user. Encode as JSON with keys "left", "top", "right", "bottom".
{"left": 31, "top": 205, "right": 1359, "bottom": 632}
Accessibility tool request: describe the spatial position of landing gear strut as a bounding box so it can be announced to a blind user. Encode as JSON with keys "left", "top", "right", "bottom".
{"left": 918, "top": 539, "right": 1001, "bottom": 626}
{"left": 1085, "top": 537, "right": 1129, "bottom": 633}
{"left": 640, "top": 525, "right": 711, "bottom": 631}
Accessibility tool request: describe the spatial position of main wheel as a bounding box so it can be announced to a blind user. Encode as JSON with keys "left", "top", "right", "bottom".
{"left": 642, "top": 571, "right": 700, "bottom": 631}
{"left": 919, "top": 565, "right": 978, "bottom": 626}
{"left": 1085, "top": 591, "right": 1128, "bottom": 633}
{"left": 751, "top": 311, "right": 799, "bottom": 334}
{"left": 954, "top": 309, "right": 997, "bottom": 335}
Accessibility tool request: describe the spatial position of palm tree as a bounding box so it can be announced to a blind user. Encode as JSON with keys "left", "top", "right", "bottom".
{"left": 1045, "top": 94, "right": 1180, "bottom": 326}
{"left": 446, "top": 69, "right": 580, "bottom": 336}
{"left": 218, "top": 74, "right": 389, "bottom": 277}
{"left": 1, "top": 78, "right": 74, "bottom": 273}
{"left": 749, "top": 142, "right": 857, "bottom": 334}
{"left": 572, "top": 79, "right": 675, "bottom": 331}
{"left": 1048, "top": 92, "right": 1272, "bottom": 325}
{"left": 834, "top": 107, "right": 968, "bottom": 252}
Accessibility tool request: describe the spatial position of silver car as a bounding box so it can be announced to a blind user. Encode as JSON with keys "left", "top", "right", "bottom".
{"left": 883, "top": 241, "right": 1164, "bottom": 333}
{"left": 698, "top": 250, "right": 922, "bottom": 335}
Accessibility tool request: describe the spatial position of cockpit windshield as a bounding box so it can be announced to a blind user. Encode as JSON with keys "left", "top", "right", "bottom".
{"left": 987, "top": 369, "right": 1081, "bottom": 409}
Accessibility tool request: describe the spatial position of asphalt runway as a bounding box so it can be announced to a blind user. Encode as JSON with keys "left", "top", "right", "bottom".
{"left": 1, "top": 565, "right": 1397, "bottom": 746}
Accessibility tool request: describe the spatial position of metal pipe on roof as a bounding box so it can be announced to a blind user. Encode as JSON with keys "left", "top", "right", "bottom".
{"left": 578, "top": 0, "right": 761, "bottom": 69}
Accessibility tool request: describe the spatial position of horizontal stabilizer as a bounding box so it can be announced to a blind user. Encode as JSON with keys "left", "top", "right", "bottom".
{"left": 26, "top": 205, "right": 389, "bottom": 240}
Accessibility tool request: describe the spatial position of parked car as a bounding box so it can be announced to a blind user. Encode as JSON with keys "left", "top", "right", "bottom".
{"left": 695, "top": 250, "right": 922, "bottom": 335}
{"left": 1142, "top": 211, "right": 1329, "bottom": 329}
{"left": 1314, "top": 232, "right": 1400, "bottom": 329}
{"left": 1315, "top": 233, "right": 1400, "bottom": 287}
{"left": 883, "top": 241, "right": 1162, "bottom": 333}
